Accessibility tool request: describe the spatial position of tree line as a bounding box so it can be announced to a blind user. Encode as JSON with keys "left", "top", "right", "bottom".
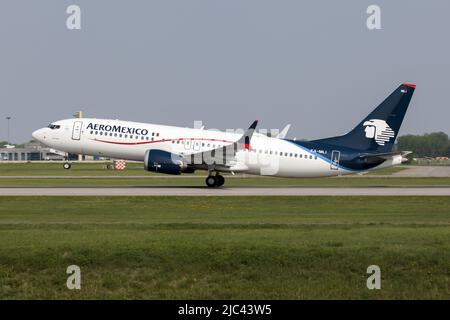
{"left": 396, "top": 132, "right": 450, "bottom": 157}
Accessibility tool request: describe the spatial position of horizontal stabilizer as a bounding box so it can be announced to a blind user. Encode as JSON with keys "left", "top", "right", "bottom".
{"left": 358, "top": 151, "right": 411, "bottom": 162}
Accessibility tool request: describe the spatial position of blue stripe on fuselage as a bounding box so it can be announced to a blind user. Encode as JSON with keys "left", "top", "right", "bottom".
{"left": 283, "top": 139, "right": 360, "bottom": 172}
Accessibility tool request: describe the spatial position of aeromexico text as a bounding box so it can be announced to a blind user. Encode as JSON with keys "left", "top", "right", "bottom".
{"left": 87, "top": 123, "right": 149, "bottom": 136}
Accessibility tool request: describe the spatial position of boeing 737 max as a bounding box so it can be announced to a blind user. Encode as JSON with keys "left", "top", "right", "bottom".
{"left": 32, "top": 83, "right": 416, "bottom": 187}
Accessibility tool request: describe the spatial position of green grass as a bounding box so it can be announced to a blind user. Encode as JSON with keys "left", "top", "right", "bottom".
{"left": 0, "top": 162, "right": 153, "bottom": 176}
{"left": 0, "top": 163, "right": 443, "bottom": 187}
{"left": 0, "top": 162, "right": 407, "bottom": 176}
{"left": 0, "top": 196, "right": 449, "bottom": 299}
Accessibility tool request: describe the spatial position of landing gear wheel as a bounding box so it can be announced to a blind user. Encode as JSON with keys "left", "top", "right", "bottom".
{"left": 63, "top": 162, "right": 71, "bottom": 170}
{"left": 216, "top": 175, "right": 225, "bottom": 187}
{"left": 205, "top": 175, "right": 217, "bottom": 187}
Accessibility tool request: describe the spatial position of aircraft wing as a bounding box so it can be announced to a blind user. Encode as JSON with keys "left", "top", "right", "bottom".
{"left": 182, "top": 120, "right": 258, "bottom": 171}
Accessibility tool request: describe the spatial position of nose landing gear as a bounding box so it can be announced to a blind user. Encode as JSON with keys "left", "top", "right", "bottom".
{"left": 205, "top": 174, "right": 225, "bottom": 187}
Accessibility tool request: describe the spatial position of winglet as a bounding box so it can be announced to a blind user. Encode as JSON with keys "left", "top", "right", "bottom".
{"left": 238, "top": 120, "right": 258, "bottom": 150}
{"left": 276, "top": 124, "right": 291, "bottom": 139}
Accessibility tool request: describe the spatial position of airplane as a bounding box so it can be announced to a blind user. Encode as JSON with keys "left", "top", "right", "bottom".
{"left": 32, "top": 83, "right": 416, "bottom": 187}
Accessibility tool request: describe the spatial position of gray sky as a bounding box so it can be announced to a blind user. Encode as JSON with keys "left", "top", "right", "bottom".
{"left": 1, "top": 0, "right": 449, "bottom": 143}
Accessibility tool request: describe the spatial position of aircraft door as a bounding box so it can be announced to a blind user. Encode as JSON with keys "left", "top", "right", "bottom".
{"left": 331, "top": 150, "right": 340, "bottom": 170}
{"left": 184, "top": 139, "right": 192, "bottom": 150}
{"left": 72, "top": 121, "right": 83, "bottom": 140}
{"left": 193, "top": 140, "right": 200, "bottom": 151}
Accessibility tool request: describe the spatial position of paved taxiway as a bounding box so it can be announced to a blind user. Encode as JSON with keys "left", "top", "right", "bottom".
{"left": 1, "top": 186, "right": 449, "bottom": 196}
{"left": 392, "top": 166, "right": 450, "bottom": 177}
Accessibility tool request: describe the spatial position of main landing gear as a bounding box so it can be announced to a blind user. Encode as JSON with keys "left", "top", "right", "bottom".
{"left": 63, "top": 162, "right": 71, "bottom": 170}
{"left": 205, "top": 174, "right": 225, "bottom": 187}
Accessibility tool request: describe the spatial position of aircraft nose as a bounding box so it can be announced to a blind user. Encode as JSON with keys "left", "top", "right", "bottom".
{"left": 32, "top": 128, "right": 45, "bottom": 142}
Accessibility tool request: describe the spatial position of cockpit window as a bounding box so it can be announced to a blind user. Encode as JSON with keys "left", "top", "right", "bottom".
{"left": 48, "top": 124, "right": 61, "bottom": 130}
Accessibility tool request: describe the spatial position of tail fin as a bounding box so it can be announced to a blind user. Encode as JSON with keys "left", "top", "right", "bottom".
{"left": 312, "top": 83, "right": 416, "bottom": 153}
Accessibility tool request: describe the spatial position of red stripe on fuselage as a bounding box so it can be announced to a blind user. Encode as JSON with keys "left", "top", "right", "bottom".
{"left": 92, "top": 137, "right": 234, "bottom": 145}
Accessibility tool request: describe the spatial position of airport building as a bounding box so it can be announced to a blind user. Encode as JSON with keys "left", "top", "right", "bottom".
{"left": 0, "top": 141, "right": 108, "bottom": 162}
{"left": 0, "top": 141, "right": 66, "bottom": 161}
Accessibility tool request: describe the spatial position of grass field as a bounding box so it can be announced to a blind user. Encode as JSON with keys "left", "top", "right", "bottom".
{"left": 0, "top": 196, "right": 449, "bottom": 299}
{"left": 0, "top": 162, "right": 152, "bottom": 176}
{"left": 1, "top": 162, "right": 449, "bottom": 187}
{"left": 0, "top": 162, "right": 407, "bottom": 176}
{"left": 4, "top": 162, "right": 447, "bottom": 187}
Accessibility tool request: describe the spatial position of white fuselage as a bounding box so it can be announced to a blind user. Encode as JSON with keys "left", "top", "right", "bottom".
{"left": 32, "top": 118, "right": 371, "bottom": 178}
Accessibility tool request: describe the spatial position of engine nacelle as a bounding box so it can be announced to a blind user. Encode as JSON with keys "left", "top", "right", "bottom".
{"left": 144, "top": 150, "right": 192, "bottom": 175}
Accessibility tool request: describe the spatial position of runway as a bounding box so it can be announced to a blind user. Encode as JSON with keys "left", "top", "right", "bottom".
{"left": 1, "top": 186, "right": 449, "bottom": 196}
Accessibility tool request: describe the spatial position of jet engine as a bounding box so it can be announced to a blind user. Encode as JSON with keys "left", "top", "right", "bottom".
{"left": 144, "top": 149, "right": 194, "bottom": 175}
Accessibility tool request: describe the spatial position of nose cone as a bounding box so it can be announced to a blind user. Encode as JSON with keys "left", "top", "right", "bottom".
{"left": 32, "top": 128, "right": 45, "bottom": 142}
